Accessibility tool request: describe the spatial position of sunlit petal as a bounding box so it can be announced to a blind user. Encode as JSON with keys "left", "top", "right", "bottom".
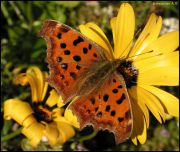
{"left": 130, "top": 97, "right": 147, "bottom": 144}
{"left": 4, "top": 99, "right": 34, "bottom": 126}
{"left": 128, "top": 87, "right": 150, "bottom": 128}
{"left": 64, "top": 108, "right": 80, "bottom": 128}
{"left": 139, "top": 85, "right": 179, "bottom": 117}
{"left": 134, "top": 51, "right": 179, "bottom": 72}
{"left": 110, "top": 17, "right": 117, "bottom": 48}
{"left": 41, "top": 72, "right": 49, "bottom": 101}
{"left": 79, "top": 24, "right": 114, "bottom": 60}
{"left": 138, "top": 86, "right": 165, "bottom": 122}
{"left": 115, "top": 3, "right": 135, "bottom": 58}
{"left": 43, "top": 122, "right": 59, "bottom": 146}
{"left": 86, "top": 22, "right": 113, "bottom": 49}
{"left": 131, "top": 136, "right": 138, "bottom": 145}
{"left": 46, "top": 90, "right": 64, "bottom": 108}
{"left": 15, "top": 73, "right": 38, "bottom": 102}
{"left": 22, "top": 121, "right": 45, "bottom": 147}
{"left": 138, "top": 67, "right": 179, "bottom": 86}
{"left": 27, "top": 67, "right": 48, "bottom": 102}
{"left": 63, "top": 96, "right": 80, "bottom": 128}
{"left": 129, "top": 13, "right": 157, "bottom": 57}
{"left": 130, "top": 14, "right": 162, "bottom": 60}
{"left": 56, "top": 122, "right": 75, "bottom": 143}
{"left": 52, "top": 108, "right": 65, "bottom": 122}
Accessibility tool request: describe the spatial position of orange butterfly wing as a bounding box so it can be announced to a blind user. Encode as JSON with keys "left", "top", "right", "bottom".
{"left": 69, "top": 72, "right": 133, "bottom": 144}
{"left": 39, "top": 20, "right": 133, "bottom": 143}
{"left": 39, "top": 20, "right": 106, "bottom": 103}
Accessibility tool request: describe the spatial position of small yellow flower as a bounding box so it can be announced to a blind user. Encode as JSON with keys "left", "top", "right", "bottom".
{"left": 77, "top": 3, "right": 179, "bottom": 145}
{"left": 3, "top": 66, "right": 75, "bottom": 147}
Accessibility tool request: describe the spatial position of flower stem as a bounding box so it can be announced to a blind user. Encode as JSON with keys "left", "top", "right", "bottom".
{"left": 1, "top": 127, "right": 23, "bottom": 142}
{"left": 79, "top": 131, "right": 98, "bottom": 143}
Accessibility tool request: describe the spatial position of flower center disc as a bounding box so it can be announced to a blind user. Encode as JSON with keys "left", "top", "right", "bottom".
{"left": 116, "top": 59, "right": 138, "bottom": 88}
{"left": 34, "top": 104, "right": 53, "bottom": 122}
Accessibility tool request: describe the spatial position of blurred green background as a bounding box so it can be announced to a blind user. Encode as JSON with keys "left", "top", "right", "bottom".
{"left": 1, "top": 1, "right": 179, "bottom": 151}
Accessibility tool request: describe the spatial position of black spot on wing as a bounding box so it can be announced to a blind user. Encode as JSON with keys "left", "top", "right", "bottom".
{"left": 83, "top": 47, "right": 88, "bottom": 54}
{"left": 125, "top": 110, "right": 131, "bottom": 119}
{"left": 103, "top": 94, "right": 109, "bottom": 102}
{"left": 76, "top": 65, "right": 81, "bottom": 70}
{"left": 61, "top": 63, "right": 68, "bottom": 70}
{"left": 64, "top": 50, "right": 71, "bottom": 55}
{"left": 116, "top": 93, "right": 126, "bottom": 104}
{"left": 57, "top": 33, "right": 62, "bottom": 39}
{"left": 118, "top": 117, "right": 124, "bottom": 123}
{"left": 88, "top": 44, "right": 92, "bottom": 50}
{"left": 105, "top": 105, "right": 110, "bottom": 112}
{"left": 110, "top": 110, "right": 116, "bottom": 116}
{"left": 57, "top": 57, "right": 62, "bottom": 62}
{"left": 60, "top": 25, "right": 70, "bottom": 32}
{"left": 73, "top": 56, "right": 81, "bottom": 62}
{"left": 60, "top": 43, "right": 66, "bottom": 48}
{"left": 90, "top": 97, "right": 95, "bottom": 104}
{"left": 112, "top": 88, "right": 118, "bottom": 93}
{"left": 70, "top": 72, "right": 76, "bottom": 79}
{"left": 97, "top": 111, "right": 102, "bottom": 117}
{"left": 73, "top": 36, "right": 84, "bottom": 46}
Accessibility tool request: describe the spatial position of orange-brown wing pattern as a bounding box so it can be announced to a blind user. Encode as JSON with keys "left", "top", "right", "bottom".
{"left": 39, "top": 20, "right": 106, "bottom": 103}
{"left": 69, "top": 72, "right": 133, "bottom": 144}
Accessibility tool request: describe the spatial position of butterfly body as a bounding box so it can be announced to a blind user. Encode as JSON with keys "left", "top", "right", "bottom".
{"left": 39, "top": 20, "right": 135, "bottom": 144}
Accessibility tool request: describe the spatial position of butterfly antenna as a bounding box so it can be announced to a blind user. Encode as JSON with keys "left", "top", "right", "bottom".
{"left": 117, "top": 27, "right": 143, "bottom": 59}
{"left": 133, "top": 52, "right": 164, "bottom": 62}
{"left": 124, "top": 28, "right": 143, "bottom": 58}
{"left": 127, "top": 50, "right": 154, "bottom": 59}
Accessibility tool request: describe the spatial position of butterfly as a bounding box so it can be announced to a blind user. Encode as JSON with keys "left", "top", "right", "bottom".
{"left": 39, "top": 20, "right": 137, "bottom": 144}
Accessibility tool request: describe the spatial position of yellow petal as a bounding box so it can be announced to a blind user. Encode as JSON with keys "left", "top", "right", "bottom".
{"left": 134, "top": 51, "right": 179, "bottom": 72}
{"left": 52, "top": 108, "right": 65, "bottom": 122}
{"left": 130, "top": 14, "right": 162, "bottom": 60}
{"left": 110, "top": 17, "right": 117, "bottom": 48}
{"left": 115, "top": 3, "right": 135, "bottom": 58}
{"left": 138, "top": 67, "right": 179, "bottom": 86}
{"left": 43, "top": 122, "right": 59, "bottom": 146}
{"left": 79, "top": 24, "right": 114, "bottom": 60}
{"left": 46, "top": 90, "right": 64, "bottom": 108}
{"left": 15, "top": 73, "right": 38, "bottom": 102}
{"left": 131, "top": 136, "right": 138, "bottom": 145}
{"left": 4, "top": 99, "right": 34, "bottom": 126}
{"left": 41, "top": 72, "right": 49, "bottom": 101}
{"left": 15, "top": 73, "right": 28, "bottom": 86}
{"left": 128, "top": 86, "right": 150, "bottom": 128}
{"left": 86, "top": 22, "right": 112, "bottom": 48}
{"left": 53, "top": 108, "right": 78, "bottom": 127}
{"left": 23, "top": 115, "right": 37, "bottom": 128}
{"left": 130, "top": 98, "right": 147, "bottom": 144}
{"left": 129, "top": 13, "right": 157, "bottom": 57}
{"left": 22, "top": 121, "right": 45, "bottom": 147}
{"left": 27, "top": 66, "right": 48, "bottom": 102}
{"left": 148, "top": 31, "right": 179, "bottom": 53}
{"left": 139, "top": 84, "right": 179, "bottom": 117}
{"left": 64, "top": 108, "right": 80, "bottom": 128}
{"left": 137, "top": 86, "right": 166, "bottom": 123}
{"left": 135, "top": 31, "right": 179, "bottom": 61}
{"left": 56, "top": 122, "right": 75, "bottom": 143}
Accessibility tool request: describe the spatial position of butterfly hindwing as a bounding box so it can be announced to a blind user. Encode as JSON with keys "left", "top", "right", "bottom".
{"left": 69, "top": 72, "right": 133, "bottom": 144}
{"left": 39, "top": 20, "right": 107, "bottom": 103}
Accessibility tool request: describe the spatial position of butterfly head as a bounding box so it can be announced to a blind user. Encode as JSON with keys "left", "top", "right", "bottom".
{"left": 116, "top": 59, "right": 138, "bottom": 88}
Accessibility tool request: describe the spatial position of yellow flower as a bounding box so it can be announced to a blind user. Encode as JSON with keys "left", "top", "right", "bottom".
{"left": 3, "top": 66, "right": 75, "bottom": 147}
{"left": 77, "top": 3, "right": 179, "bottom": 145}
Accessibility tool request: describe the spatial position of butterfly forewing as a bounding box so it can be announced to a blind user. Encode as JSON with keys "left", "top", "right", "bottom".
{"left": 39, "top": 20, "right": 107, "bottom": 103}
